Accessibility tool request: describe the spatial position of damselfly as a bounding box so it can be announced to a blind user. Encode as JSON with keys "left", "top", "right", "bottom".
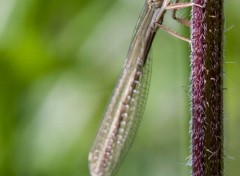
{"left": 88, "top": 0, "right": 200, "bottom": 175}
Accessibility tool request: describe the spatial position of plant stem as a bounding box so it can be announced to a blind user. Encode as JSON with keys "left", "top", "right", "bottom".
{"left": 190, "top": 0, "right": 224, "bottom": 175}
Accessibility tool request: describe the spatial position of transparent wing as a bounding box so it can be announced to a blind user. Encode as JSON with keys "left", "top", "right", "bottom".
{"left": 111, "top": 53, "right": 152, "bottom": 176}
{"left": 88, "top": 53, "right": 152, "bottom": 176}
{"left": 89, "top": 2, "right": 156, "bottom": 176}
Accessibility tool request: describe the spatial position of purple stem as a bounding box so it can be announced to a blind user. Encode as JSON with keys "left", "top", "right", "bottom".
{"left": 190, "top": 0, "right": 224, "bottom": 175}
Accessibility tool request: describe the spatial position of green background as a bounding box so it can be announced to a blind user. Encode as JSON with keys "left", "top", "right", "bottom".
{"left": 0, "top": 0, "right": 238, "bottom": 175}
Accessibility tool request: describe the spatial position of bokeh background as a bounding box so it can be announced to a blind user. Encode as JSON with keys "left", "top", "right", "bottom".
{"left": 0, "top": 0, "right": 238, "bottom": 175}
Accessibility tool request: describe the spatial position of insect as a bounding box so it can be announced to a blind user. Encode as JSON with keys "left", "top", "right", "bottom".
{"left": 88, "top": 0, "right": 201, "bottom": 175}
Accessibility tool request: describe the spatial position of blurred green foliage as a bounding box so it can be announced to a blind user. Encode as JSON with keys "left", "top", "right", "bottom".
{"left": 0, "top": 0, "right": 239, "bottom": 175}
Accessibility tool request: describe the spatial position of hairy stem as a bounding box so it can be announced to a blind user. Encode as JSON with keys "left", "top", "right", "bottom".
{"left": 190, "top": 0, "right": 224, "bottom": 175}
